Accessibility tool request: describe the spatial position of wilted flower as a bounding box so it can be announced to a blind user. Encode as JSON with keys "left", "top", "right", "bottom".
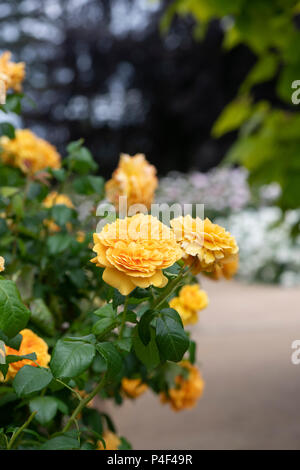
{"left": 0, "top": 51, "right": 25, "bottom": 94}
{"left": 97, "top": 431, "right": 121, "bottom": 450}
{"left": 0, "top": 129, "right": 61, "bottom": 175}
{"left": 121, "top": 377, "right": 148, "bottom": 398}
{"left": 171, "top": 215, "right": 238, "bottom": 274}
{"left": 170, "top": 284, "right": 208, "bottom": 325}
{"left": 2, "top": 329, "right": 50, "bottom": 381}
{"left": 160, "top": 361, "right": 205, "bottom": 411}
{"left": 91, "top": 214, "right": 182, "bottom": 295}
{"left": 105, "top": 153, "right": 158, "bottom": 210}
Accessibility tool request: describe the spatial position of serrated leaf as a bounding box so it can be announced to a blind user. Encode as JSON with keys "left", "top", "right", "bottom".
{"left": 94, "top": 304, "right": 116, "bottom": 319}
{"left": 29, "top": 396, "right": 58, "bottom": 425}
{"left": 30, "top": 298, "right": 55, "bottom": 336}
{"left": 40, "top": 434, "right": 80, "bottom": 450}
{"left": 13, "top": 366, "right": 53, "bottom": 397}
{"left": 96, "top": 342, "right": 123, "bottom": 382}
{"left": 156, "top": 310, "right": 189, "bottom": 362}
{"left": 92, "top": 317, "right": 116, "bottom": 338}
{"left": 50, "top": 340, "right": 95, "bottom": 379}
{"left": 0, "top": 280, "right": 31, "bottom": 338}
{"left": 138, "top": 310, "right": 156, "bottom": 346}
{"left": 133, "top": 326, "right": 160, "bottom": 370}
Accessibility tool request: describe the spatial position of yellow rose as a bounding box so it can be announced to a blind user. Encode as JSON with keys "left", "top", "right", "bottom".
{"left": 0, "top": 51, "right": 25, "bottom": 93}
{"left": 0, "top": 256, "right": 5, "bottom": 272}
{"left": 76, "top": 231, "right": 86, "bottom": 243}
{"left": 2, "top": 329, "right": 50, "bottom": 381}
{"left": 170, "top": 215, "right": 238, "bottom": 274}
{"left": 121, "top": 377, "right": 148, "bottom": 398}
{"left": 105, "top": 153, "right": 158, "bottom": 210}
{"left": 0, "top": 129, "right": 61, "bottom": 175}
{"left": 91, "top": 214, "right": 182, "bottom": 295}
{"left": 169, "top": 284, "right": 208, "bottom": 326}
{"left": 43, "top": 191, "right": 74, "bottom": 232}
{"left": 205, "top": 256, "right": 239, "bottom": 280}
{"left": 160, "top": 361, "right": 205, "bottom": 411}
{"left": 97, "top": 431, "right": 121, "bottom": 450}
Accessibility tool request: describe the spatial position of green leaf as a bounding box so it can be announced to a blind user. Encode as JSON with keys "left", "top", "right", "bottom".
{"left": 133, "top": 326, "right": 160, "bottom": 370}
{"left": 138, "top": 310, "right": 156, "bottom": 346}
{"left": 92, "top": 317, "right": 116, "bottom": 338}
{"left": 0, "top": 330, "right": 22, "bottom": 349}
{"left": 13, "top": 366, "right": 53, "bottom": 397}
{"left": 46, "top": 233, "right": 72, "bottom": 255}
{"left": 30, "top": 298, "right": 56, "bottom": 336}
{"left": 0, "top": 187, "right": 19, "bottom": 197}
{"left": 212, "top": 97, "right": 252, "bottom": 138}
{"left": 156, "top": 309, "right": 189, "bottom": 362}
{"left": 50, "top": 339, "right": 95, "bottom": 379}
{"left": 29, "top": 396, "right": 58, "bottom": 425}
{"left": 0, "top": 122, "right": 15, "bottom": 139}
{"left": 115, "top": 337, "right": 132, "bottom": 353}
{"left": 96, "top": 342, "right": 123, "bottom": 382}
{"left": 94, "top": 304, "right": 116, "bottom": 319}
{"left": 51, "top": 205, "right": 74, "bottom": 226}
{"left": 67, "top": 145, "right": 98, "bottom": 174}
{"left": 73, "top": 175, "right": 104, "bottom": 196}
{"left": 40, "top": 434, "right": 80, "bottom": 450}
{"left": 83, "top": 408, "right": 103, "bottom": 435}
{"left": 52, "top": 397, "right": 69, "bottom": 415}
{"left": 6, "top": 352, "right": 36, "bottom": 364}
{"left": 0, "top": 280, "right": 31, "bottom": 338}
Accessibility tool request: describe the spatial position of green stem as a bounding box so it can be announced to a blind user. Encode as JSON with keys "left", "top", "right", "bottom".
{"left": 118, "top": 296, "right": 129, "bottom": 339}
{"left": 62, "top": 375, "right": 106, "bottom": 433}
{"left": 7, "top": 411, "right": 37, "bottom": 450}
{"left": 151, "top": 268, "right": 188, "bottom": 310}
{"left": 56, "top": 379, "right": 82, "bottom": 401}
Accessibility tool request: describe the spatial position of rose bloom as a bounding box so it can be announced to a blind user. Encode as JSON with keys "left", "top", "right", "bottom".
{"left": 205, "top": 257, "right": 239, "bottom": 280}
{"left": 122, "top": 377, "right": 148, "bottom": 398}
{"left": 0, "top": 51, "right": 25, "bottom": 93}
{"left": 105, "top": 153, "right": 158, "bottom": 210}
{"left": 169, "top": 284, "right": 208, "bottom": 326}
{"left": 97, "top": 431, "right": 121, "bottom": 450}
{"left": 0, "top": 129, "right": 61, "bottom": 175}
{"left": 170, "top": 215, "right": 239, "bottom": 274}
{"left": 160, "top": 361, "right": 205, "bottom": 411}
{"left": 2, "top": 329, "right": 50, "bottom": 381}
{"left": 91, "top": 214, "right": 182, "bottom": 295}
{"left": 0, "top": 256, "right": 4, "bottom": 272}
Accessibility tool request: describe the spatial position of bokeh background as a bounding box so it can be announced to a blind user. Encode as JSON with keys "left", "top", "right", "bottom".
{"left": 0, "top": 0, "right": 256, "bottom": 176}
{"left": 1, "top": 0, "right": 300, "bottom": 449}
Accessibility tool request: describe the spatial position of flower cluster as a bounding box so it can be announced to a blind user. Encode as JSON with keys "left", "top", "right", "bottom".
{"left": 105, "top": 153, "right": 158, "bottom": 210}
{"left": 91, "top": 213, "right": 182, "bottom": 295}
{"left": 0, "top": 53, "right": 240, "bottom": 451}
{"left": 160, "top": 362, "right": 205, "bottom": 411}
{"left": 170, "top": 285, "right": 208, "bottom": 326}
{"left": 0, "top": 51, "right": 25, "bottom": 94}
{"left": 156, "top": 167, "right": 251, "bottom": 214}
{"left": 0, "top": 129, "right": 61, "bottom": 175}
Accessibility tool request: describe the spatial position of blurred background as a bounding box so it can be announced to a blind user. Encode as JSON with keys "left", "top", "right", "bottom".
{"left": 1, "top": 0, "right": 300, "bottom": 449}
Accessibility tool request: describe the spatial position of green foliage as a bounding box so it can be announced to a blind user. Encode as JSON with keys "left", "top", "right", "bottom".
{"left": 164, "top": 0, "right": 300, "bottom": 218}
{"left": 0, "top": 90, "right": 203, "bottom": 450}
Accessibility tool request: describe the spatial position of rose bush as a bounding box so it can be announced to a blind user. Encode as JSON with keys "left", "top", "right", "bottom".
{"left": 0, "top": 52, "right": 239, "bottom": 450}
